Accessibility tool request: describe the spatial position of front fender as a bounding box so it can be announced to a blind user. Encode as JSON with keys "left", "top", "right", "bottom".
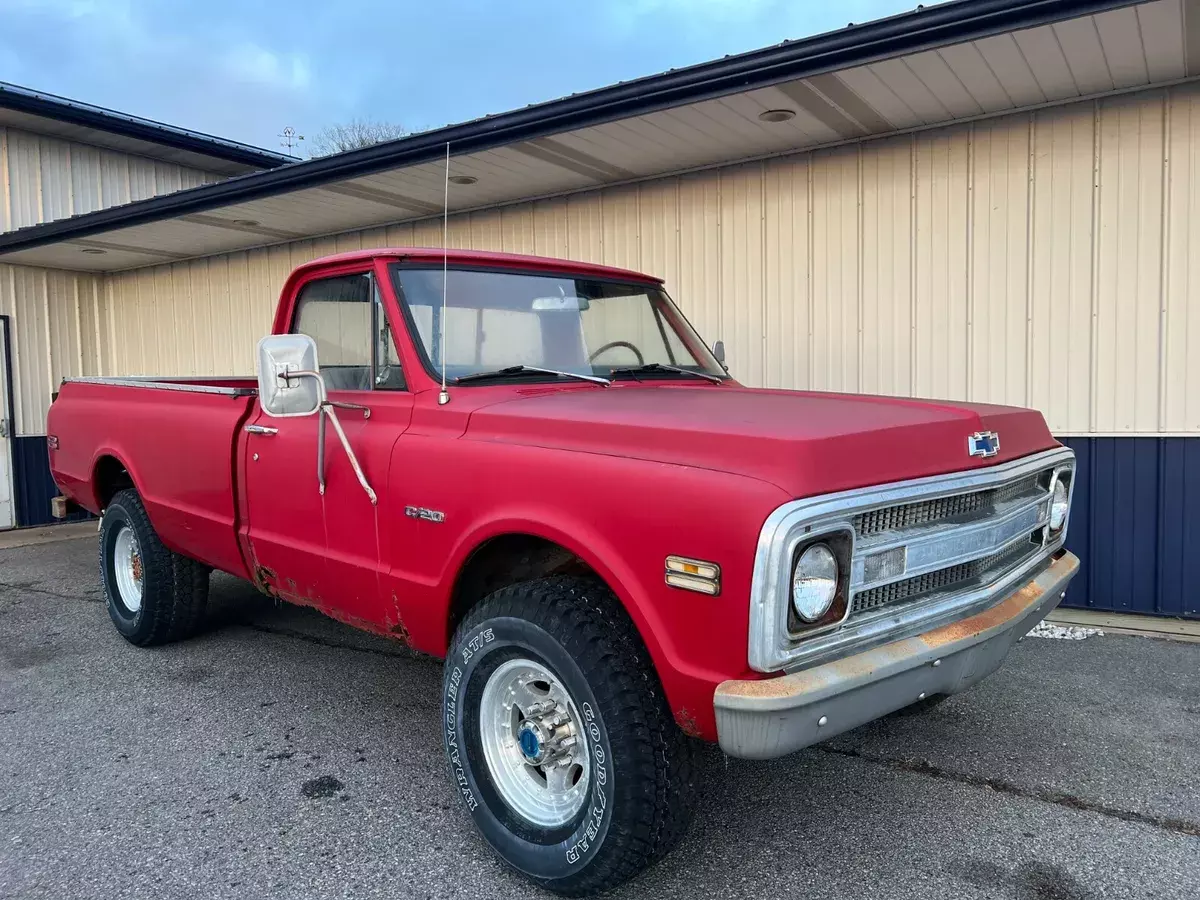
{"left": 386, "top": 434, "right": 789, "bottom": 741}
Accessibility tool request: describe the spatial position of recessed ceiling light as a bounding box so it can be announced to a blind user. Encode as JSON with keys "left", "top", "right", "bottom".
{"left": 233, "top": 219, "right": 260, "bottom": 227}
{"left": 758, "top": 109, "right": 796, "bottom": 123}
{"left": 80, "top": 247, "right": 106, "bottom": 254}
{"left": 448, "top": 175, "right": 478, "bottom": 185}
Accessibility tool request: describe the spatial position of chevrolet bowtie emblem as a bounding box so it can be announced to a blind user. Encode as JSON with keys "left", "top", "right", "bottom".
{"left": 967, "top": 431, "right": 1000, "bottom": 458}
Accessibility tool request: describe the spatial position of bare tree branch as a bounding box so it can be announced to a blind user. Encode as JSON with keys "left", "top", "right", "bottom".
{"left": 309, "top": 119, "right": 408, "bottom": 156}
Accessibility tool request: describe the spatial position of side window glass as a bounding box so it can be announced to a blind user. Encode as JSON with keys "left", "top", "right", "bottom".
{"left": 292, "top": 274, "right": 373, "bottom": 392}
{"left": 374, "top": 281, "right": 406, "bottom": 390}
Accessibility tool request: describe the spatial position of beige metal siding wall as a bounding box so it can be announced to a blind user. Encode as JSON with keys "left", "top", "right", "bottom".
{"left": 0, "top": 126, "right": 219, "bottom": 232}
{"left": 0, "top": 262, "right": 105, "bottom": 434}
{"left": 90, "top": 83, "right": 1200, "bottom": 436}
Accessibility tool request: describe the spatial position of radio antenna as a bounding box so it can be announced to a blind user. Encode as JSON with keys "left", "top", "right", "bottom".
{"left": 438, "top": 141, "right": 451, "bottom": 405}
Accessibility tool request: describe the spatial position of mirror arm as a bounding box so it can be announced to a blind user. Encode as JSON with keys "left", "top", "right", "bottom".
{"left": 321, "top": 402, "right": 377, "bottom": 505}
{"left": 327, "top": 399, "right": 371, "bottom": 419}
{"left": 317, "top": 406, "right": 327, "bottom": 495}
{"left": 274, "top": 367, "right": 375, "bottom": 504}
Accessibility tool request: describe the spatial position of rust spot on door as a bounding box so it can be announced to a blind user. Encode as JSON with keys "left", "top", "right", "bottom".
{"left": 383, "top": 592, "right": 412, "bottom": 645}
{"left": 252, "top": 564, "right": 279, "bottom": 598}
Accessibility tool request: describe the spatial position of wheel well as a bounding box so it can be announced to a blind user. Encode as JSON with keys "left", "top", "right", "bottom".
{"left": 446, "top": 534, "right": 598, "bottom": 644}
{"left": 93, "top": 455, "right": 134, "bottom": 509}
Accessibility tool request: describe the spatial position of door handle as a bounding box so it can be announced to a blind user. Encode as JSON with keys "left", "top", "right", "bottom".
{"left": 244, "top": 424, "right": 278, "bottom": 435}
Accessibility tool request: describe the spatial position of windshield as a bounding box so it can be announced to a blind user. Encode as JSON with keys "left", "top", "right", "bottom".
{"left": 389, "top": 266, "right": 726, "bottom": 383}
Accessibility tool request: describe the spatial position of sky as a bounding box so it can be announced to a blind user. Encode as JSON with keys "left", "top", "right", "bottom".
{"left": 0, "top": 0, "right": 914, "bottom": 157}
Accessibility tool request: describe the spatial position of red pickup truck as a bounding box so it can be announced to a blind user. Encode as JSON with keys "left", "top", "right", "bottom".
{"left": 47, "top": 248, "right": 1078, "bottom": 894}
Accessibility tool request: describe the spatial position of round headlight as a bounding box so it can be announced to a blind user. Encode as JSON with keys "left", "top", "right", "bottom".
{"left": 792, "top": 543, "right": 838, "bottom": 623}
{"left": 1049, "top": 477, "right": 1069, "bottom": 532}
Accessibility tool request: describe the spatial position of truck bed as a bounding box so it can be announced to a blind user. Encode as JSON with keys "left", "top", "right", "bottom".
{"left": 47, "top": 376, "right": 258, "bottom": 579}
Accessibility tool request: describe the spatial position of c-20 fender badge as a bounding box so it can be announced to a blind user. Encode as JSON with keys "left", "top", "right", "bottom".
{"left": 405, "top": 505, "right": 446, "bottom": 523}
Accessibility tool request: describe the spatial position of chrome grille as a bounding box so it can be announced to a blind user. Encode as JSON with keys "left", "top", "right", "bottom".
{"left": 853, "top": 473, "right": 1040, "bottom": 538}
{"left": 851, "top": 539, "right": 1036, "bottom": 614}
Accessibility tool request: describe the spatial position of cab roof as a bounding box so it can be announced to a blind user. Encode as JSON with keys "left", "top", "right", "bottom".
{"left": 292, "top": 248, "right": 663, "bottom": 284}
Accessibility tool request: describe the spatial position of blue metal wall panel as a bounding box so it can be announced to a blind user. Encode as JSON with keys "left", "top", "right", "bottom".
{"left": 11, "top": 435, "right": 90, "bottom": 527}
{"left": 1058, "top": 436, "right": 1199, "bottom": 619}
{"left": 13, "top": 435, "right": 57, "bottom": 527}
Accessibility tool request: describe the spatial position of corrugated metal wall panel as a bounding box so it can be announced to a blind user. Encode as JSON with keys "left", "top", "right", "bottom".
{"left": 0, "top": 128, "right": 7, "bottom": 234}
{"left": 0, "top": 263, "right": 102, "bottom": 434}
{"left": 676, "top": 174, "right": 722, "bottom": 347}
{"left": 10, "top": 434, "right": 92, "bottom": 527}
{"left": 71, "top": 144, "right": 103, "bottom": 217}
{"left": 1029, "top": 103, "right": 1095, "bottom": 433}
{"left": 859, "top": 136, "right": 913, "bottom": 397}
{"left": 1, "top": 125, "right": 220, "bottom": 234}
{"left": 970, "top": 115, "right": 1030, "bottom": 409}
{"left": 637, "top": 180, "right": 679, "bottom": 290}
{"left": 1059, "top": 436, "right": 1199, "bottom": 619}
{"left": 811, "top": 147, "right": 861, "bottom": 394}
{"left": 1094, "top": 93, "right": 1164, "bottom": 434}
{"left": 6, "top": 130, "right": 41, "bottom": 230}
{"left": 21, "top": 82, "right": 1200, "bottom": 445}
{"left": 602, "top": 185, "right": 641, "bottom": 272}
{"left": 13, "top": 435, "right": 54, "bottom": 527}
{"left": 1163, "top": 87, "right": 1200, "bottom": 433}
{"left": 763, "top": 155, "right": 811, "bottom": 391}
{"left": 914, "top": 127, "right": 970, "bottom": 402}
{"left": 719, "top": 164, "right": 766, "bottom": 389}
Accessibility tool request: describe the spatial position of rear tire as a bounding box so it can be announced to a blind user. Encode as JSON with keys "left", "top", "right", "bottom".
{"left": 442, "top": 576, "right": 697, "bottom": 896}
{"left": 99, "top": 488, "right": 209, "bottom": 646}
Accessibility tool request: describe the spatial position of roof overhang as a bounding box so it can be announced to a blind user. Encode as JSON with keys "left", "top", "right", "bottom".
{"left": 0, "top": 0, "right": 1191, "bottom": 273}
{"left": 0, "top": 81, "right": 296, "bottom": 176}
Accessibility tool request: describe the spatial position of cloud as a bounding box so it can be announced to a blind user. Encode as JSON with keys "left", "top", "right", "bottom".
{"left": 0, "top": 0, "right": 324, "bottom": 150}
{"left": 221, "top": 43, "right": 312, "bottom": 92}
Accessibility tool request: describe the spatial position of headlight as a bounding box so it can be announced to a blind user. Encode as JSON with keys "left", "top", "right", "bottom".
{"left": 792, "top": 543, "right": 838, "bottom": 622}
{"left": 1049, "top": 474, "right": 1070, "bottom": 533}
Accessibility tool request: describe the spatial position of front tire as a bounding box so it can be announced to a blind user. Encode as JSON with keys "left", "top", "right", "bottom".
{"left": 443, "top": 576, "right": 696, "bottom": 896}
{"left": 99, "top": 488, "right": 209, "bottom": 646}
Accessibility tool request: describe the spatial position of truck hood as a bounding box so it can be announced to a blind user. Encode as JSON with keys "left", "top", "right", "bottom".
{"left": 465, "top": 385, "right": 1059, "bottom": 496}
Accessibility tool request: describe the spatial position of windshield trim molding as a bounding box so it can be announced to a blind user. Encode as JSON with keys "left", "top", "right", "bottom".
{"left": 388, "top": 262, "right": 725, "bottom": 388}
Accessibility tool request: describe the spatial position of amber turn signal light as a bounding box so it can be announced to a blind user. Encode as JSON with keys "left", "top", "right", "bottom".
{"left": 665, "top": 556, "right": 721, "bottom": 595}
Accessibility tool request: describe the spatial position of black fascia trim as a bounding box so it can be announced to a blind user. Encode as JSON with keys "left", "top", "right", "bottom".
{"left": 0, "top": 82, "right": 295, "bottom": 170}
{"left": 0, "top": 0, "right": 1140, "bottom": 257}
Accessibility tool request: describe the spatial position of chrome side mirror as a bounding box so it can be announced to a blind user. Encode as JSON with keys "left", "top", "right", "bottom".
{"left": 253, "top": 333, "right": 377, "bottom": 506}
{"left": 712, "top": 340, "right": 727, "bottom": 369}
{"left": 256, "top": 334, "right": 323, "bottom": 417}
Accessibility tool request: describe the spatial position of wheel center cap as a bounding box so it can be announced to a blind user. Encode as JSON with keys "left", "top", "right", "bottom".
{"left": 517, "top": 723, "right": 544, "bottom": 763}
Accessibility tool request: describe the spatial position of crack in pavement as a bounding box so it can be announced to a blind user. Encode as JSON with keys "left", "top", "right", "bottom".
{"left": 818, "top": 744, "right": 1200, "bottom": 838}
{"left": 0, "top": 581, "right": 103, "bottom": 603}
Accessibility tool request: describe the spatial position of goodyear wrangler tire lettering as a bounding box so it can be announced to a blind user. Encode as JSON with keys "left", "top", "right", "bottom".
{"left": 444, "top": 666, "right": 478, "bottom": 811}
{"left": 441, "top": 576, "right": 698, "bottom": 896}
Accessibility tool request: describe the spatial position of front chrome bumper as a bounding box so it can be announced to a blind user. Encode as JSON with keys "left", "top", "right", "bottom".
{"left": 714, "top": 551, "right": 1079, "bottom": 760}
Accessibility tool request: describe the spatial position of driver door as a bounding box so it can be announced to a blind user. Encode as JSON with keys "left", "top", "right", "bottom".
{"left": 243, "top": 269, "right": 413, "bottom": 623}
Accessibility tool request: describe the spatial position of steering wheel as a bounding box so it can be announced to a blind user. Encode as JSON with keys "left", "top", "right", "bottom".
{"left": 588, "top": 340, "right": 645, "bottom": 366}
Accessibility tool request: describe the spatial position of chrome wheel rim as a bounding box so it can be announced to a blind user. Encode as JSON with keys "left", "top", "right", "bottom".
{"left": 112, "top": 525, "right": 144, "bottom": 613}
{"left": 479, "top": 658, "right": 590, "bottom": 827}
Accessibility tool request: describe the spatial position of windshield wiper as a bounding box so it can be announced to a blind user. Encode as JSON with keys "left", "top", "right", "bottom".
{"left": 453, "top": 365, "right": 610, "bottom": 386}
{"left": 610, "top": 363, "right": 723, "bottom": 384}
